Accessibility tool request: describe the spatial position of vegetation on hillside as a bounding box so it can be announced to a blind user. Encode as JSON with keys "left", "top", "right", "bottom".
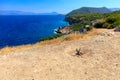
{"left": 94, "top": 11, "right": 120, "bottom": 29}
{"left": 65, "top": 13, "right": 103, "bottom": 24}
{"left": 40, "top": 34, "right": 62, "bottom": 41}
{"left": 40, "top": 8, "right": 120, "bottom": 41}
{"left": 66, "top": 10, "right": 120, "bottom": 31}
{"left": 66, "top": 7, "right": 110, "bottom": 17}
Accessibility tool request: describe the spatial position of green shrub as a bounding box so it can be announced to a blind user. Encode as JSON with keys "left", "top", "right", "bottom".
{"left": 40, "top": 34, "right": 62, "bottom": 41}
{"left": 109, "top": 22, "right": 120, "bottom": 29}
{"left": 106, "top": 17, "right": 116, "bottom": 24}
{"left": 85, "top": 25, "right": 93, "bottom": 31}
{"left": 70, "top": 23, "right": 84, "bottom": 31}
{"left": 103, "top": 23, "right": 110, "bottom": 28}
{"left": 94, "top": 22, "right": 104, "bottom": 28}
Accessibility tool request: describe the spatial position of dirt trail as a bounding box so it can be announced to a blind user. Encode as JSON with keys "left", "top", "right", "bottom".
{"left": 0, "top": 29, "right": 120, "bottom": 80}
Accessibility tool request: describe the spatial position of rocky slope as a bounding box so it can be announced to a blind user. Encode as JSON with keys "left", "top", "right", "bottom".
{"left": 0, "top": 29, "right": 120, "bottom": 80}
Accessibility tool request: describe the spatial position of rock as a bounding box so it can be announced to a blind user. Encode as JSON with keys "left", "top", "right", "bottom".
{"left": 90, "top": 19, "right": 104, "bottom": 27}
{"left": 55, "top": 26, "right": 72, "bottom": 34}
{"left": 114, "top": 25, "right": 120, "bottom": 32}
{"left": 79, "top": 26, "right": 87, "bottom": 34}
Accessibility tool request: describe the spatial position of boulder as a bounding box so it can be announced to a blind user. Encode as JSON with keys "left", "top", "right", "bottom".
{"left": 114, "top": 25, "right": 120, "bottom": 32}
{"left": 55, "top": 26, "right": 72, "bottom": 34}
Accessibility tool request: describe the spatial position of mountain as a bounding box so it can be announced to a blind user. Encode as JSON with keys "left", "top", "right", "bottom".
{"left": 0, "top": 10, "right": 59, "bottom": 15}
{"left": 38, "top": 12, "right": 59, "bottom": 15}
{"left": 67, "top": 7, "right": 111, "bottom": 16}
{"left": 109, "top": 8, "right": 120, "bottom": 11}
{"left": 0, "top": 10, "right": 36, "bottom": 15}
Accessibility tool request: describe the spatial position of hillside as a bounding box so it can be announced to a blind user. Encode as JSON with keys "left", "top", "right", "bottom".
{"left": 65, "top": 10, "right": 120, "bottom": 31}
{"left": 67, "top": 7, "right": 111, "bottom": 16}
{"left": 0, "top": 29, "right": 120, "bottom": 80}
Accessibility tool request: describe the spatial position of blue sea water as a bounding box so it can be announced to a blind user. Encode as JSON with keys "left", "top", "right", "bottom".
{"left": 0, "top": 15, "right": 69, "bottom": 48}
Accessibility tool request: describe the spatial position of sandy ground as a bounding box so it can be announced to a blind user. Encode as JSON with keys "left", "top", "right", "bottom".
{"left": 0, "top": 29, "right": 120, "bottom": 80}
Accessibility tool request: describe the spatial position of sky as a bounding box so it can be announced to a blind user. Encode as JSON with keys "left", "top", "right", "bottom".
{"left": 0, "top": 0, "right": 120, "bottom": 14}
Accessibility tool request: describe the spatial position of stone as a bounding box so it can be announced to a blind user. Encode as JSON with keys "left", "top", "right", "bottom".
{"left": 114, "top": 25, "right": 120, "bottom": 32}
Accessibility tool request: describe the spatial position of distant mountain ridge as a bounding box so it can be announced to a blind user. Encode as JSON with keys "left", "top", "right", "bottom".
{"left": 67, "top": 7, "right": 111, "bottom": 16}
{"left": 109, "top": 8, "right": 120, "bottom": 11}
{"left": 38, "top": 12, "right": 58, "bottom": 15}
{"left": 0, "top": 11, "right": 36, "bottom": 15}
{"left": 0, "top": 10, "right": 59, "bottom": 15}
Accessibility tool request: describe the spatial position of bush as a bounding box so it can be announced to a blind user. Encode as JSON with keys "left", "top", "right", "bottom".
{"left": 103, "top": 23, "right": 110, "bottom": 28}
{"left": 70, "top": 23, "right": 93, "bottom": 32}
{"left": 94, "top": 22, "right": 104, "bottom": 28}
{"left": 85, "top": 25, "right": 93, "bottom": 31}
{"left": 70, "top": 23, "right": 84, "bottom": 31}
{"left": 40, "top": 34, "right": 62, "bottom": 41}
{"left": 109, "top": 22, "right": 120, "bottom": 29}
{"left": 106, "top": 17, "right": 116, "bottom": 24}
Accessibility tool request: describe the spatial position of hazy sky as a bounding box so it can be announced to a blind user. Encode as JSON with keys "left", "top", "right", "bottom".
{"left": 0, "top": 0, "right": 120, "bottom": 14}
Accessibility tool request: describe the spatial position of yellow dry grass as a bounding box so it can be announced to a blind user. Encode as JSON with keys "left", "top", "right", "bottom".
{"left": 0, "top": 28, "right": 107, "bottom": 55}
{"left": 0, "top": 45, "right": 33, "bottom": 55}
{"left": 39, "top": 38, "right": 63, "bottom": 45}
{"left": 40, "top": 28, "right": 105, "bottom": 44}
{"left": 57, "top": 28, "right": 106, "bottom": 41}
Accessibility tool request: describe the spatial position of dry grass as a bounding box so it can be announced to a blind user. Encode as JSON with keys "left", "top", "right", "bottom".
{"left": 0, "top": 45, "right": 33, "bottom": 55}
{"left": 39, "top": 37, "right": 63, "bottom": 45}
{"left": 40, "top": 28, "right": 105, "bottom": 44}
{"left": 0, "top": 28, "right": 107, "bottom": 55}
{"left": 60, "top": 28, "right": 106, "bottom": 41}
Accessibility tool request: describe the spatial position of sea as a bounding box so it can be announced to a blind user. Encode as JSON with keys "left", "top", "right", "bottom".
{"left": 0, "top": 15, "right": 69, "bottom": 48}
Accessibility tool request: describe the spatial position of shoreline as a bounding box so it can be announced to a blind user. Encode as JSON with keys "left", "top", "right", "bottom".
{"left": 0, "top": 15, "right": 69, "bottom": 49}
{"left": 0, "top": 25, "right": 70, "bottom": 50}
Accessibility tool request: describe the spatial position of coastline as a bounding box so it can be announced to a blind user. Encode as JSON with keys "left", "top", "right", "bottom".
{"left": 0, "top": 15, "right": 69, "bottom": 48}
